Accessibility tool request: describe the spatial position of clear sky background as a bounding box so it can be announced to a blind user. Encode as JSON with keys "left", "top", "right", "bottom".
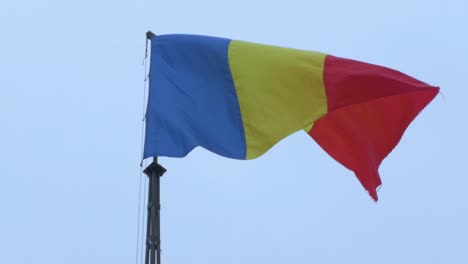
{"left": 1, "top": 0, "right": 467, "bottom": 263}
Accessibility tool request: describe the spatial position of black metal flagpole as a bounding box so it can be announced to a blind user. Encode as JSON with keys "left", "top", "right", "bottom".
{"left": 143, "top": 31, "right": 166, "bottom": 264}
{"left": 143, "top": 157, "right": 166, "bottom": 264}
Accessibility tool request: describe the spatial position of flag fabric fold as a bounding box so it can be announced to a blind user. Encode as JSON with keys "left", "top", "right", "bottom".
{"left": 143, "top": 34, "right": 439, "bottom": 201}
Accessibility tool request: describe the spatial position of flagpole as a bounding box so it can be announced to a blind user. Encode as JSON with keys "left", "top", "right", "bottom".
{"left": 143, "top": 31, "right": 165, "bottom": 264}
{"left": 143, "top": 157, "right": 166, "bottom": 264}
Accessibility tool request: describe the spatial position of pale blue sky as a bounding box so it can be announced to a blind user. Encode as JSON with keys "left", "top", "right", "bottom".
{"left": 1, "top": 0, "right": 467, "bottom": 263}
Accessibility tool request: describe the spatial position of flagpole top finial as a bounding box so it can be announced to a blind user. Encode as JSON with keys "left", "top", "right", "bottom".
{"left": 146, "top": 31, "right": 156, "bottom": 40}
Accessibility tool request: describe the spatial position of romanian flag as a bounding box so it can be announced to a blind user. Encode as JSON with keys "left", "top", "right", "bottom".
{"left": 143, "top": 34, "right": 439, "bottom": 201}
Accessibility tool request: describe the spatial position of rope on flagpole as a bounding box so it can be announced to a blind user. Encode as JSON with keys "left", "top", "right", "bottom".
{"left": 136, "top": 31, "right": 152, "bottom": 264}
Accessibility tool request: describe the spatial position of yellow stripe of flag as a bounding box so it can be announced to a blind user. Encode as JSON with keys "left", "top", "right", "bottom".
{"left": 228, "top": 40, "right": 328, "bottom": 159}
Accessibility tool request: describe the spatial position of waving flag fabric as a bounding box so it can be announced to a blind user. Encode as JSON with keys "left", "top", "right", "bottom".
{"left": 143, "top": 34, "right": 439, "bottom": 201}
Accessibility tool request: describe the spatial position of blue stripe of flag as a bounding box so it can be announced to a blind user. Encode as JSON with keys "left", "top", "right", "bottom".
{"left": 143, "top": 34, "right": 246, "bottom": 159}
